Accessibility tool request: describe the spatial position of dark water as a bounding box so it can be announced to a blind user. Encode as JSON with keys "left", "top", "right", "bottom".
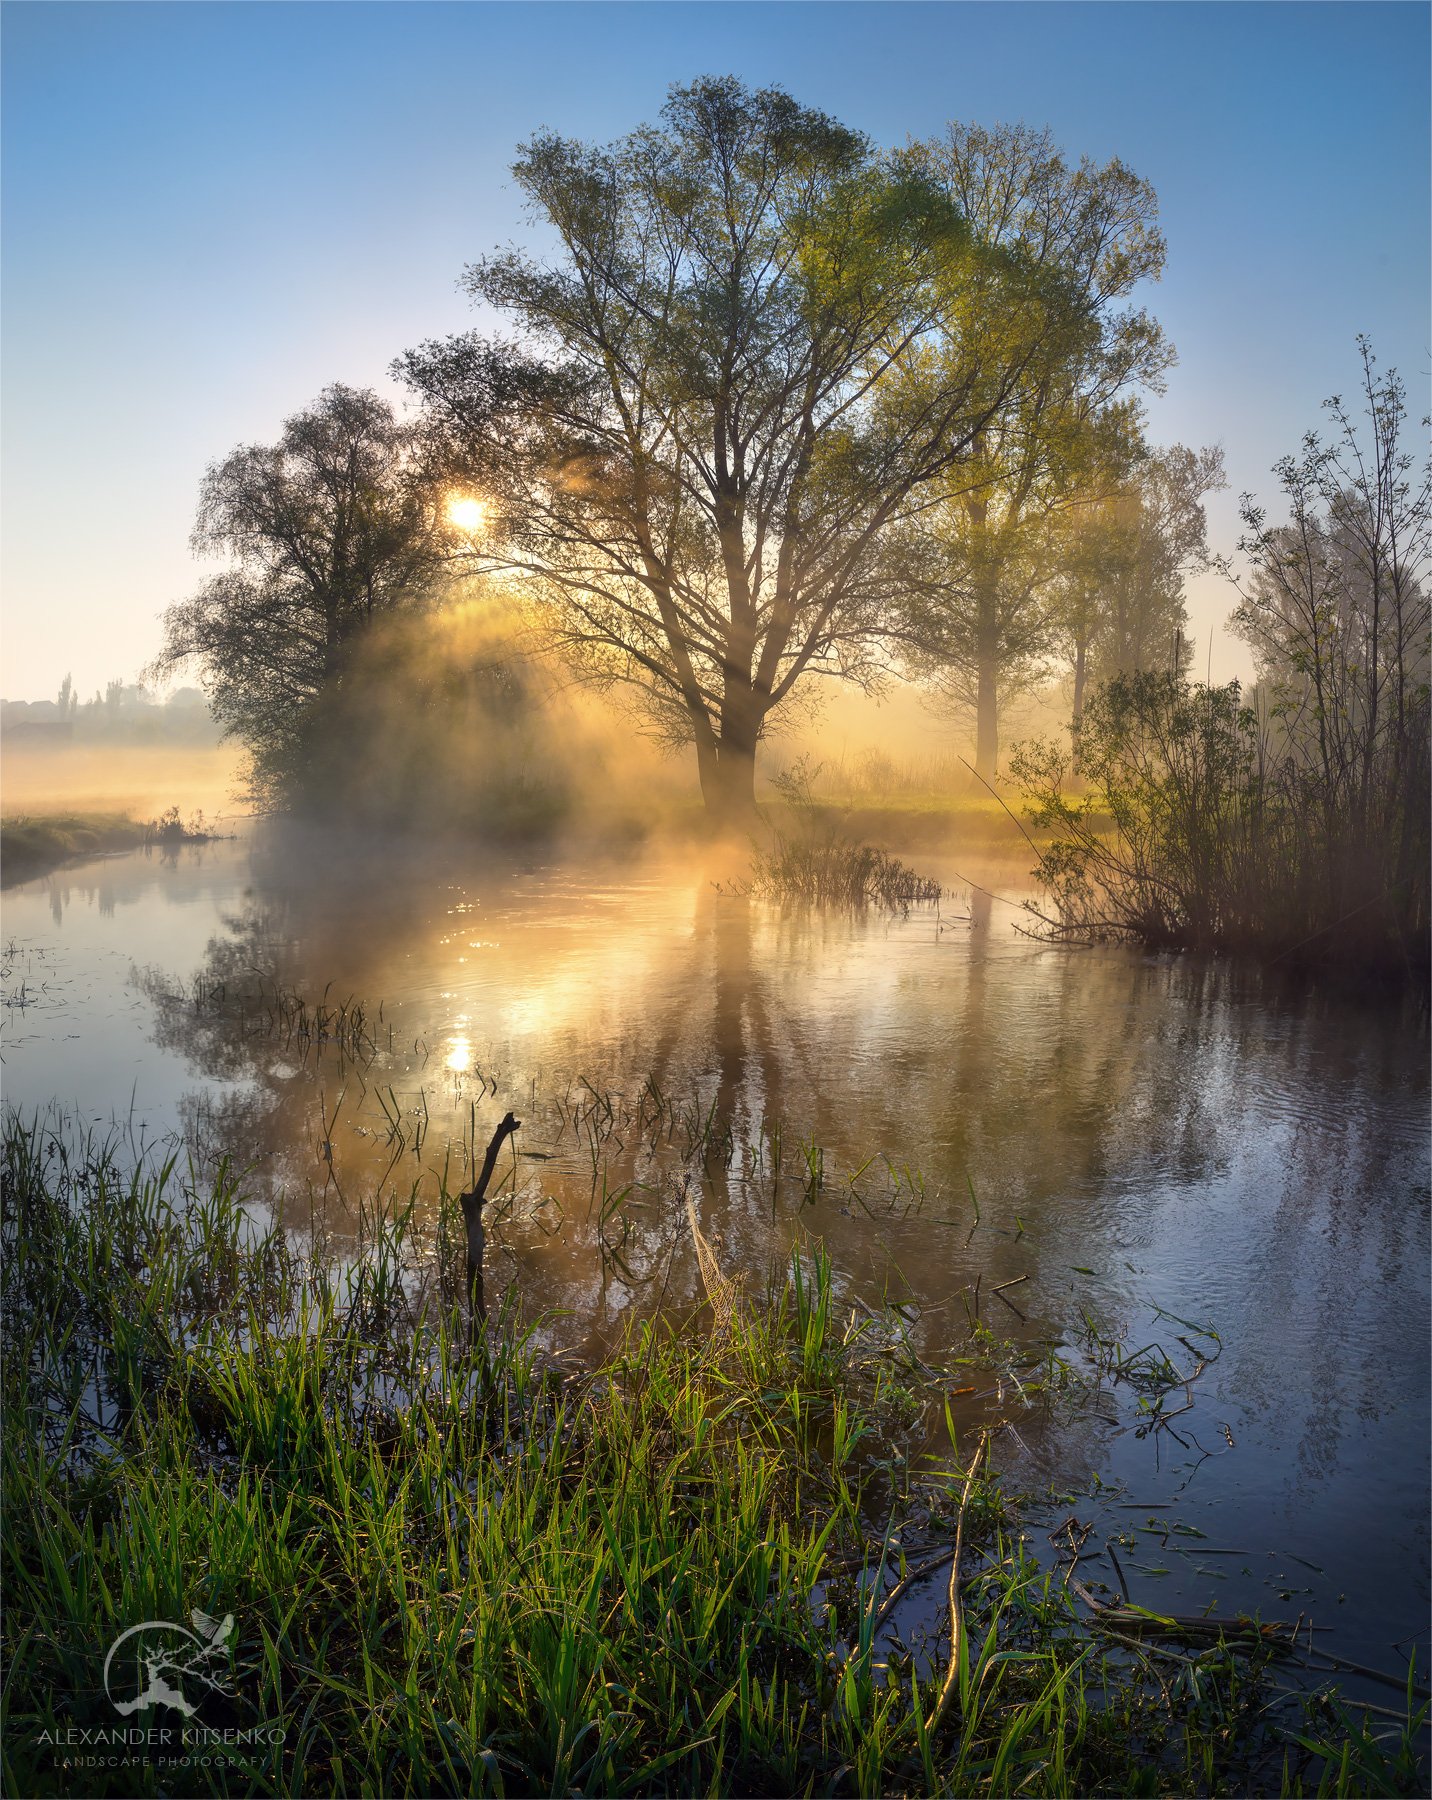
{"left": 3, "top": 828, "right": 1427, "bottom": 1697}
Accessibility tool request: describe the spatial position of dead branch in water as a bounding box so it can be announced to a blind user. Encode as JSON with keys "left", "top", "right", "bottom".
{"left": 460, "top": 1110, "right": 520, "bottom": 1339}
{"left": 1067, "top": 1573, "right": 1296, "bottom": 1653}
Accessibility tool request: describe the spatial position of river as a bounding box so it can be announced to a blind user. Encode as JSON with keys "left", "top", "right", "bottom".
{"left": 3, "top": 824, "right": 1427, "bottom": 1698}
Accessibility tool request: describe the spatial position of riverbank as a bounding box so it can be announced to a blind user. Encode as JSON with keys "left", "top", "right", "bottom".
{"left": 0, "top": 811, "right": 155, "bottom": 885}
{"left": 2, "top": 1110, "right": 1420, "bottom": 1799}
{"left": 1, "top": 810, "right": 226, "bottom": 887}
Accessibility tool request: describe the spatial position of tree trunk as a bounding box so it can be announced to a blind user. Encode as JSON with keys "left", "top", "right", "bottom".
{"left": 693, "top": 730, "right": 721, "bottom": 816}
{"left": 966, "top": 476, "right": 1001, "bottom": 784}
{"left": 974, "top": 652, "right": 999, "bottom": 781}
{"left": 712, "top": 690, "right": 761, "bottom": 825}
{"left": 693, "top": 726, "right": 759, "bottom": 824}
{"left": 693, "top": 733, "right": 759, "bottom": 824}
{"left": 1071, "top": 639, "right": 1088, "bottom": 730}
{"left": 715, "top": 744, "right": 758, "bottom": 822}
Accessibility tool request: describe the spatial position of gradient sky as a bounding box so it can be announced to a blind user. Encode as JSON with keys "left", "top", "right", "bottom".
{"left": 3, "top": 1, "right": 1428, "bottom": 699}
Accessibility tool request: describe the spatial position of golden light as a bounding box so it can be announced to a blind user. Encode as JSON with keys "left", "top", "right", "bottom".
{"left": 447, "top": 496, "right": 487, "bottom": 534}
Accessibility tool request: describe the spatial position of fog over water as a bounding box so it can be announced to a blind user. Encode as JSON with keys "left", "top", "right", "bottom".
{"left": 2, "top": 826, "right": 1426, "bottom": 1693}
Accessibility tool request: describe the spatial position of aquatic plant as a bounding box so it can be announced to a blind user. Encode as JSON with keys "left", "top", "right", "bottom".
{"left": 736, "top": 758, "right": 943, "bottom": 908}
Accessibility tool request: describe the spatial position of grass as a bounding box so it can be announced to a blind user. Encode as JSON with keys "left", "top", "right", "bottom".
{"left": 756, "top": 750, "right": 1110, "bottom": 856}
{"left": 738, "top": 759, "right": 944, "bottom": 907}
{"left": 0, "top": 807, "right": 219, "bottom": 887}
{"left": 2, "top": 1109, "right": 1423, "bottom": 1798}
{"left": 1, "top": 812, "right": 151, "bottom": 885}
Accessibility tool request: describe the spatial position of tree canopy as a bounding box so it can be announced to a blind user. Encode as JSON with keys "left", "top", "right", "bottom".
{"left": 1050, "top": 442, "right": 1224, "bottom": 726}
{"left": 154, "top": 384, "right": 451, "bottom": 806}
{"left": 399, "top": 78, "right": 1143, "bottom": 818}
{"left": 889, "top": 123, "right": 1176, "bottom": 776}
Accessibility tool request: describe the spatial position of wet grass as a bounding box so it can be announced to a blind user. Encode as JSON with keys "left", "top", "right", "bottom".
{"left": 0, "top": 807, "right": 221, "bottom": 887}
{"left": 2, "top": 1110, "right": 1423, "bottom": 1798}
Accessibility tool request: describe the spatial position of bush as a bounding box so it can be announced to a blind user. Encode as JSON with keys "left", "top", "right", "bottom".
{"left": 1013, "top": 669, "right": 1428, "bottom": 979}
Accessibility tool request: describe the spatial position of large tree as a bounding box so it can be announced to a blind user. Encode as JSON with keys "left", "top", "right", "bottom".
{"left": 399, "top": 79, "right": 1105, "bottom": 822}
{"left": 154, "top": 384, "right": 450, "bottom": 806}
{"left": 890, "top": 124, "right": 1174, "bottom": 778}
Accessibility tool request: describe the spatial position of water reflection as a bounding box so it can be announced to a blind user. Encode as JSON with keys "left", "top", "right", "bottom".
{"left": 2, "top": 825, "right": 1427, "bottom": 1675}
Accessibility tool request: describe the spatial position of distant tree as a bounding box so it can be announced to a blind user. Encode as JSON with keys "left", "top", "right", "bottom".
{"left": 1052, "top": 442, "right": 1224, "bottom": 726}
{"left": 892, "top": 124, "right": 1173, "bottom": 778}
{"left": 399, "top": 79, "right": 1113, "bottom": 822}
{"left": 153, "top": 385, "right": 451, "bottom": 807}
{"left": 1014, "top": 343, "right": 1429, "bottom": 978}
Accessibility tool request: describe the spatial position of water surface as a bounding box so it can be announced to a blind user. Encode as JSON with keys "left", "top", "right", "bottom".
{"left": 4, "top": 827, "right": 1427, "bottom": 1693}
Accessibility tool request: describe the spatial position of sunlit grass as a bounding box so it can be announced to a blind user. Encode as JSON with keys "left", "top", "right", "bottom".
{"left": 2, "top": 1110, "right": 1421, "bottom": 1798}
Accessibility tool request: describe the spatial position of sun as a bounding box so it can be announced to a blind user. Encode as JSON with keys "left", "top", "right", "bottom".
{"left": 447, "top": 496, "right": 487, "bottom": 533}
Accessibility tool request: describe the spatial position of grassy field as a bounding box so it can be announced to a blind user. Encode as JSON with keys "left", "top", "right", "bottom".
{"left": 2, "top": 1110, "right": 1421, "bottom": 1798}
{"left": 0, "top": 743, "right": 245, "bottom": 822}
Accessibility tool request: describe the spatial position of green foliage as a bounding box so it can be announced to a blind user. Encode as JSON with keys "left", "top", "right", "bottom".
{"left": 1051, "top": 443, "right": 1225, "bottom": 715}
{"left": 1015, "top": 672, "right": 1266, "bottom": 949}
{"left": 401, "top": 81, "right": 1164, "bottom": 819}
{"left": 1016, "top": 666, "right": 1427, "bottom": 977}
{"left": 889, "top": 123, "right": 1179, "bottom": 776}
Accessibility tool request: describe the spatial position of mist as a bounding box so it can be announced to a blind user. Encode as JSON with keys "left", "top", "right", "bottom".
{"left": 0, "top": 741, "right": 245, "bottom": 824}
{"left": 3, "top": 37, "right": 1426, "bottom": 1798}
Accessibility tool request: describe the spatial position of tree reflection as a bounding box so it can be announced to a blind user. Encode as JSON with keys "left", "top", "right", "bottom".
{"left": 133, "top": 831, "right": 1427, "bottom": 1510}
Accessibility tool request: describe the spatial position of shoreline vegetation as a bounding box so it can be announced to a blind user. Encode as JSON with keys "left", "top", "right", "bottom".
{"left": 2, "top": 1109, "right": 1423, "bottom": 1799}
{"left": 0, "top": 808, "right": 226, "bottom": 889}
{"left": 1014, "top": 673, "right": 1429, "bottom": 987}
{"left": 0, "top": 789, "right": 1049, "bottom": 892}
{"left": 5, "top": 775, "right": 1424, "bottom": 995}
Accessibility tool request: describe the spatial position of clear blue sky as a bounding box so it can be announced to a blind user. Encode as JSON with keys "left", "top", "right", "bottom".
{"left": 3, "top": 1, "right": 1427, "bottom": 697}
